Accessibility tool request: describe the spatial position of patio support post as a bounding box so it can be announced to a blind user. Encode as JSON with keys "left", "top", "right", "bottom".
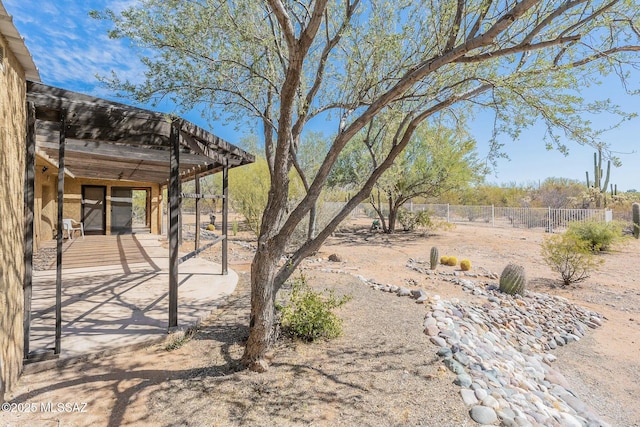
{"left": 195, "top": 174, "right": 200, "bottom": 251}
{"left": 55, "top": 111, "right": 66, "bottom": 355}
{"left": 179, "top": 178, "right": 183, "bottom": 247}
{"left": 222, "top": 163, "right": 228, "bottom": 275}
{"left": 23, "top": 102, "right": 36, "bottom": 359}
{"left": 168, "top": 120, "right": 180, "bottom": 329}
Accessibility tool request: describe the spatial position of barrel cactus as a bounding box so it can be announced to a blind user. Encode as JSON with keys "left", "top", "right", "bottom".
{"left": 460, "top": 259, "right": 472, "bottom": 271}
{"left": 633, "top": 203, "right": 640, "bottom": 239}
{"left": 499, "top": 263, "right": 527, "bottom": 296}
{"left": 429, "top": 247, "right": 439, "bottom": 270}
{"left": 446, "top": 256, "right": 458, "bottom": 266}
{"left": 440, "top": 256, "right": 449, "bottom": 265}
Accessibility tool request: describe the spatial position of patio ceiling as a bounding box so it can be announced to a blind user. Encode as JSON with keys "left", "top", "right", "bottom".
{"left": 27, "top": 81, "right": 254, "bottom": 184}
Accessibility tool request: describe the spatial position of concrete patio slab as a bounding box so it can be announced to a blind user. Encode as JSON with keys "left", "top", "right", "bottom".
{"left": 26, "top": 234, "right": 237, "bottom": 368}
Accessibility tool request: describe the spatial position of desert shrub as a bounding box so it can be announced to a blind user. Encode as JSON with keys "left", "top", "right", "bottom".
{"left": 446, "top": 256, "right": 458, "bottom": 266}
{"left": 465, "top": 206, "right": 483, "bottom": 222}
{"left": 460, "top": 259, "right": 471, "bottom": 271}
{"left": 278, "top": 275, "right": 351, "bottom": 342}
{"left": 164, "top": 326, "right": 197, "bottom": 351}
{"left": 397, "top": 208, "right": 433, "bottom": 231}
{"left": 541, "top": 234, "right": 604, "bottom": 286}
{"left": 566, "top": 220, "right": 625, "bottom": 252}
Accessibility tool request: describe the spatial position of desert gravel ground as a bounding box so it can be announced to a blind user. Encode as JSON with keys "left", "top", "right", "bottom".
{"left": 3, "top": 222, "right": 639, "bottom": 426}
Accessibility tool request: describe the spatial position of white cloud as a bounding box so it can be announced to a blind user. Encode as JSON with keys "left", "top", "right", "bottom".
{"left": 6, "top": 0, "right": 146, "bottom": 94}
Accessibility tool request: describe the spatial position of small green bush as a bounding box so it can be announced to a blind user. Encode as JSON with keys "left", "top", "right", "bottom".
{"left": 566, "top": 220, "right": 625, "bottom": 252}
{"left": 398, "top": 208, "right": 433, "bottom": 231}
{"left": 279, "top": 275, "right": 351, "bottom": 342}
{"left": 541, "top": 233, "right": 604, "bottom": 286}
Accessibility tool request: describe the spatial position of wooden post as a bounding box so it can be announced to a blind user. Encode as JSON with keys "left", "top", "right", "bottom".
{"left": 222, "top": 164, "right": 228, "bottom": 275}
{"left": 23, "top": 102, "right": 36, "bottom": 359}
{"left": 55, "top": 111, "right": 66, "bottom": 355}
{"left": 168, "top": 120, "right": 180, "bottom": 329}
{"left": 195, "top": 174, "right": 200, "bottom": 251}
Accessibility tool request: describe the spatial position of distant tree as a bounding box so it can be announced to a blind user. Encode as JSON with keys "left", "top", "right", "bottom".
{"left": 531, "top": 177, "right": 585, "bottom": 208}
{"left": 293, "top": 131, "right": 330, "bottom": 239}
{"left": 181, "top": 176, "right": 219, "bottom": 213}
{"left": 452, "top": 183, "right": 530, "bottom": 207}
{"left": 331, "top": 120, "right": 485, "bottom": 233}
{"left": 228, "top": 158, "right": 271, "bottom": 235}
{"left": 98, "top": 0, "right": 640, "bottom": 371}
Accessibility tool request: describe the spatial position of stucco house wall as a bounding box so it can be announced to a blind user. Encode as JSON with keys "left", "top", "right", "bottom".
{"left": 0, "top": 30, "right": 26, "bottom": 403}
{"left": 33, "top": 160, "right": 163, "bottom": 248}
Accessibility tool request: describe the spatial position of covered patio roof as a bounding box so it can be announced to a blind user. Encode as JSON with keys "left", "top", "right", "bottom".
{"left": 27, "top": 81, "right": 254, "bottom": 183}
{"left": 24, "top": 81, "right": 255, "bottom": 362}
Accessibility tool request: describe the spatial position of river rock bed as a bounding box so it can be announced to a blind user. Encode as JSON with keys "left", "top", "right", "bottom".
{"left": 353, "top": 261, "right": 609, "bottom": 427}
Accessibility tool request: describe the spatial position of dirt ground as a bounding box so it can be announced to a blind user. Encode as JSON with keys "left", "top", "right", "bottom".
{"left": 2, "top": 221, "right": 639, "bottom": 426}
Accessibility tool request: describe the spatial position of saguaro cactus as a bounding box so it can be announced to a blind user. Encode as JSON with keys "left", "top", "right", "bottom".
{"left": 585, "top": 148, "right": 611, "bottom": 208}
{"left": 633, "top": 203, "right": 640, "bottom": 239}
{"left": 499, "top": 263, "right": 527, "bottom": 296}
{"left": 429, "top": 247, "right": 439, "bottom": 270}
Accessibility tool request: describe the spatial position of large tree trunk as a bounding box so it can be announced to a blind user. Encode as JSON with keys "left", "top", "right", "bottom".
{"left": 241, "top": 244, "right": 280, "bottom": 372}
{"left": 387, "top": 197, "right": 398, "bottom": 234}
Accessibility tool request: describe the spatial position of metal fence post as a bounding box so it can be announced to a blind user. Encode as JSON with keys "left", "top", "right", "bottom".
{"left": 492, "top": 205, "right": 495, "bottom": 227}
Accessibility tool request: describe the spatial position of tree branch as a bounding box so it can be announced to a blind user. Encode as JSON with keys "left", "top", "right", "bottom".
{"left": 468, "top": 0, "right": 494, "bottom": 39}
{"left": 571, "top": 45, "right": 640, "bottom": 67}
{"left": 456, "top": 35, "right": 581, "bottom": 63}
{"left": 445, "top": 0, "right": 465, "bottom": 51}
{"left": 292, "top": 0, "right": 360, "bottom": 137}
{"left": 266, "top": 0, "right": 297, "bottom": 53}
{"left": 273, "top": 83, "right": 493, "bottom": 288}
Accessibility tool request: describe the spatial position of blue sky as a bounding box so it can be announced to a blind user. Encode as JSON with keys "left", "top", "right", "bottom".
{"left": 6, "top": 0, "right": 640, "bottom": 191}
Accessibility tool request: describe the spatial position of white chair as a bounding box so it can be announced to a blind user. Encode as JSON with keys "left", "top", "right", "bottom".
{"left": 63, "top": 219, "right": 84, "bottom": 240}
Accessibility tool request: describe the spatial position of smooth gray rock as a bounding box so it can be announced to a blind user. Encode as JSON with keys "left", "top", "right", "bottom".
{"left": 469, "top": 405, "right": 498, "bottom": 424}
{"left": 453, "top": 351, "right": 470, "bottom": 366}
{"left": 474, "top": 388, "right": 488, "bottom": 401}
{"left": 455, "top": 374, "right": 473, "bottom": 387}
{"left": 424, "top": 317, "right": 437, "bottom": 327}
{"left": 429, "top": 336, "right": 447, "bottom": 347}
{"left": 437, "top": 347, "right": 453, "bottom": 358}
{"left": 444, "top": 357, "right": 466, "bottom": 375}
{"left": 396, "top": 287, "right": 411, "bottom": 297}
{"left": 460, "top": 388, "right": 478, "bottom": 406}
{"left": 416, "top": 294, "right": 429, "bottom": 303}
{"left": 482, "top": 394, "right": 500, "bottom": 410}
